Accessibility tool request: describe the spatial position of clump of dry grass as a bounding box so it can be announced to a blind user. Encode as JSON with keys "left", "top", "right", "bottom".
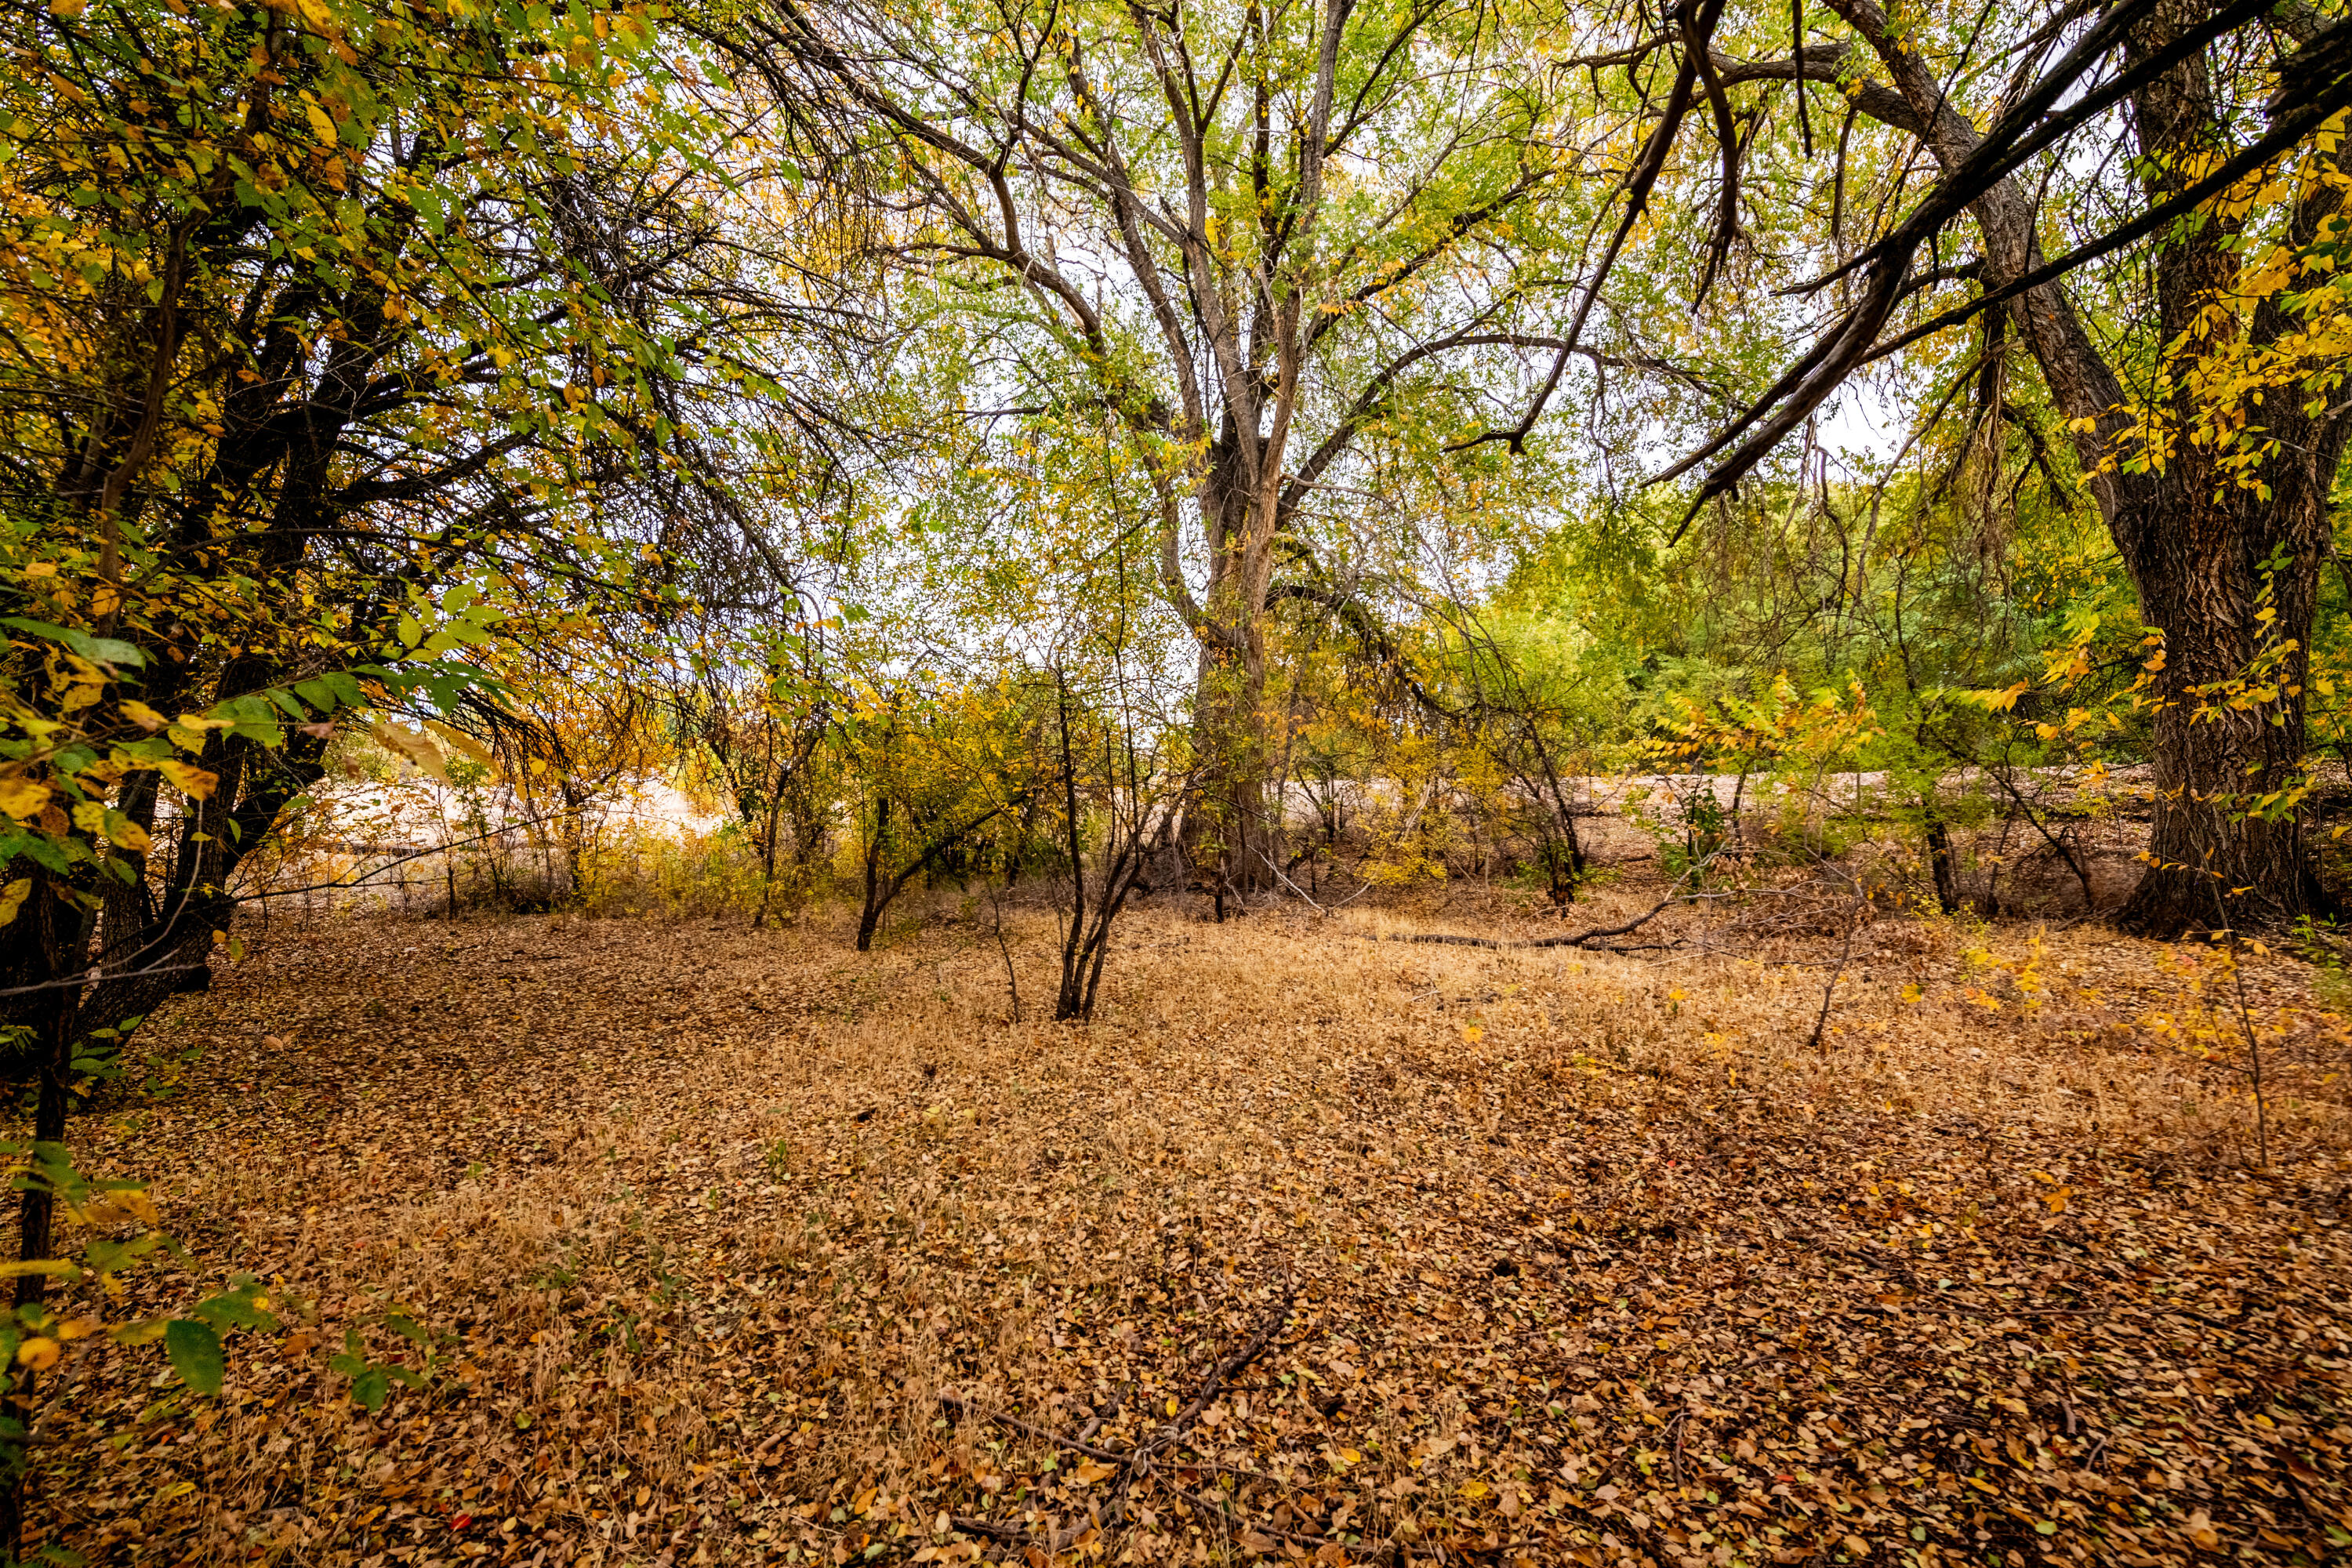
{"left": 26, "top": 885, "right": 2352, "bottom": 1566}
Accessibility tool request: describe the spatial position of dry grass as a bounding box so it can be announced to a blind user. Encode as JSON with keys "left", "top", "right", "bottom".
{"left": 26, "top": 883, "right": 2352, "bottom": 1566}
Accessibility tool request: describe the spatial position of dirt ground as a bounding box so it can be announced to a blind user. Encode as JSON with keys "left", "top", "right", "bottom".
{"left": 24, "top": 885, "right": 2352, "bottom": 1566}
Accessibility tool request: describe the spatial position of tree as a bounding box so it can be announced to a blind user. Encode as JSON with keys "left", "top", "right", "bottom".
{"left": 1044, "top": 662, "right": 1187, "bottom": 1020}
{"left": 740, "top": 0, "right": 1657, "bottom": 889}
{"left": 0, "top": 0, "right": 829, "bottom": 1542}
{"left": 839, "top": 680, "right": 1036, "bottom": 950}
{"left": 1626, "top": 0, "right": 2352, "bottom": 931}
{"left": 685, "top": 641, "right": 837, "bottom": 925}
{"left": 2, "top": 0, "right": 826, "bottom": 1025}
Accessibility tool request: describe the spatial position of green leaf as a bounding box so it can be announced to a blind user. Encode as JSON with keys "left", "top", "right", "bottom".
{"left": 192, "top": 1286, "right": 277, "bottom": 1334}
{"left": 0, "top": 617, "right": 147, "bottom": 670}
{"left": 165, "top": 1319, "right": 223, "bottom": 1396}
{"left": 350, "top": 1367, "right": 390, "bottom": 1412}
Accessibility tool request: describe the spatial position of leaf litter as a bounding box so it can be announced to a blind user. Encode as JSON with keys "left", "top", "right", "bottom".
{"left": 23, "top": 894, "right": 2352, "bottom": 1566}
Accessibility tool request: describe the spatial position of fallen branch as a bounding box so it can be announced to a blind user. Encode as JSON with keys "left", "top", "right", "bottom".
{"left": 1363, "top": 880, "right": 1865, "bottom": 952}
{"left": 1367, "top": 892, "right": 1684, "bottom": 949}
{"left": 936, "top": 1395, "right": 1127, "bottom": 1463}
{"left": 1255, "top": 845, "right": 1330, "bottom": 914}
{"left": 1176, "top": 1484, "right": 1337, "bottom": 1552}
{"left": 1137, "top": 1274, "right": 1297, "bottom": 1466}
{"left": 935, "top": 1272, "right": 1303, "bottom": 1552}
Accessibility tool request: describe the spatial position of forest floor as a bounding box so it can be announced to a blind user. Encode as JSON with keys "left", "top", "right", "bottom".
{"left": 23, "top": 884, "right": 2352, "bottom": 1568}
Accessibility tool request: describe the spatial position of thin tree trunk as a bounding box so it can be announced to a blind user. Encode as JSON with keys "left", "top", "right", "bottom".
{"left": 1923, "top": 811, "right": 1962, "bottom": 915}
{"left": 0, "top": 873, "right": 91, "bottom": 1555}
{"left": 857, "top": 795, "right": 891, "bottom": 952}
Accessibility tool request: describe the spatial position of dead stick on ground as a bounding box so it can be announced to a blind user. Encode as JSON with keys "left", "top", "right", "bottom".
{"left": 1255, "top": 846, "right": 1330, "bottom": 914}
{"left": 939, "top": 1272, "right": 1303, "bottom": 1548}
{"left": 936, "top": 1396, "right": 1127, "bottom": 1462}
{"left": 1365, "top": 894, "right": 1684, "bottom": 950}
{"left": 1108, "top": 1275, "right": 1298, "bottom": 1528}
{"left": 1360, "top": 884, "right": 1840, "bottom": 952}
{"left": 1178, "top": 1485, "right": 1336, "bottom": 1551}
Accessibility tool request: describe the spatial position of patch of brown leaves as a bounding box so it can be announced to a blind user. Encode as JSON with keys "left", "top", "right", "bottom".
{"left": 23, "top": 889, "right": 2352, "bottom": 1566}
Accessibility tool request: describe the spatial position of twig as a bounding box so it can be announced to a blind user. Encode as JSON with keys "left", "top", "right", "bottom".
{"left": 937, "top": 1395, "right": 1127, "bottom": 1463}
{"left": 0, "top": 962, "right": 209, "bottom": 1001}
{"left": 946, "top": 1514, "right": 1029, "bottom": 1541}
{"left": 987, "top": 882, "right": 1021, "bottom": 1023}
{"left": 937, "top": 1272, "right": 1302, "bottom": 1551}
{"left": 1176, "top": 1485, "right": 1336, "bottom": 1551}
{"left": 239, "top": 813, "right": 565, "bottom": 902}
{"left": 2216, "top": 917, "right": 2271, "bottom": 1170}
{"left": 1135, "top": 1276, "right": 1298, "bottom": 1466}
{"left": 1254, "top": 845, "right": 1330, "bottom": 914}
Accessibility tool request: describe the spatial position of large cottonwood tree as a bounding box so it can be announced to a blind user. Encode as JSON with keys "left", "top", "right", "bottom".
{"left": 739, "top": 0, "right": 1693, "bottom": 886}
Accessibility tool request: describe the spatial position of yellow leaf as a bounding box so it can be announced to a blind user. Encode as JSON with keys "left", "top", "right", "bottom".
{"left": 1459, "top": 1480, "right": 1490, "bottom": 1500}
{"left": 423, "top": 719, "right": 492, "bottom": 767}
{"left": 0, "top": 775, "right": 52, "bottom": 822}
{"left": 372, "top": 721, "right": 448, "bottom": 782}
{"left": 0, "top": 879, "right": 27, "bottom": 927}
{"left": 122, "top": 700, "right": 168, "bottom": 731}
{"left": 156, "top": 759, "right": 218, "bottom": 800}
{"left": 14, "top": 1338, "right": 58, "bottom": 1370}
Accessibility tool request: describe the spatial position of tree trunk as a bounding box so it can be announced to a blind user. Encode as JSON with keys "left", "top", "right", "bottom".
{"left": 1819, "top": 0, "right": 2351, "bottom": 935}
{"left": 0, "top": 873, "right": 91, "bottom": 1557}
{"left": 856, "top": 795, "right": 889, "bottom": 952}
{"left": 2117, "top": 485, "right": 2330, "bottom": 931}
{"left": 1923, "top": 811, "right": 1962, "bottom": 916}
{"left": 2108, "top": 5, "right": 2343, "bottom": 933}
